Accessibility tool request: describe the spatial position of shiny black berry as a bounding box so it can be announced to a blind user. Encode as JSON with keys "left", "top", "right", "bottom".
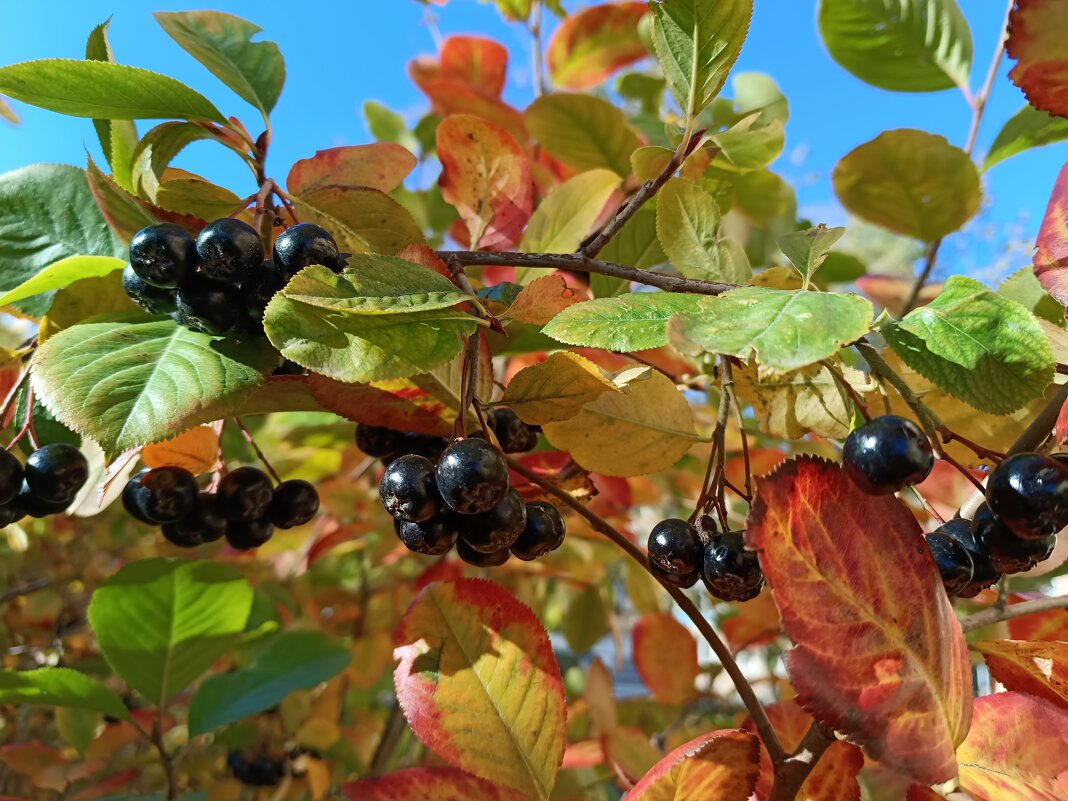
{"left": 225, "top": 517, "right": 275, "bottom": 550}
{"left": 462, "top": 488, "right": 527, "bottom": 553}
{"left": 24, "top": 444, "right": 89, "bottom": 504}
{"left": 398, "top": 433, "right": 449, "bottom": 462}
{"left": 217, "top": 467, "right": 274, "bottom": 522}
{"left": 161, "top": 521, "right": 201, "bottom": 548}
{"left": 196, "top": 218, "right": 263, "bottom": 283}
{"left": 0, "top": 449, "right": 23, "bottom": 506}
{"left": 0, "top": 502, "right": 25, "bottom": 527}
{"left": 122, "top": 469, "right": 155, "bottom": 525}
{"left": 240, "top": 260, "right": 287, "bottom": 332}
{"left": 394, "top": 514, "right": 461, "bottom": 556}
{"left": 973, "top": 503, "right": 1055, "bottom": 574}
{"left": 129, "top": 466, "right": 198, "bottom": 523}
{"left": 925, "top": 526, "right": 975, "bottom": 597}
{"left": 269, "top": 480, "right": 319, "bottom": 529}
{"left": 648, "top": 518, "right": 701, "bottom": 585}
{"left": 941, "top": 517, "right": 1001, "bottom": 598}
{"left": 436, "top": 439, "right": 510, "bottom": 515}
{"left": 510, "top": 501, "right": 565, "bottom": 561}
{"left": 491, "top": 408, "right": 539, "bottom": 454}
{"left": 129, "top": 223, "right": 196, "bottom": 288}
{"left": 457, "top": 537, "right": 510, "bottom": 567}
{"left": 273, "top": 223, "right": 340, "bottom": 275}
{"left": 170, "top": 492, "right": 228, "bottom": 545}
{"left": 702, "top": 531, "right": 764, "bottom": 602}
{"left": 986, "top": 452, "right": 1068, "bottom": 541}
{"left": 356, "top": 425, "right": 403, "bottom": 458}
{"left": 15, "top": 481, "right": 69, "bottom": 518}
{"left": 227, "top": 751, "right": 284, "bottom": 787}
{"left": 379, "top": 455, "right": 442, "bottom": 522}
{"left": 123, "top": 265, "right": 177, "bottom": 314}
{"left": 174, "top": 273, "right": 242, "bottom": 334}
{"left": 842, "top": 415, "right": 933, "bottom": 495}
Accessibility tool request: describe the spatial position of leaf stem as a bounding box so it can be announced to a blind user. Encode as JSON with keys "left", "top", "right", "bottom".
{"left": 129, "top": 716, "right": 179, "bottom": 801}
{"left": 232, "top": 417, "right": 282, "bottom": 484}
{"left": 821, "top": 359, "right": 871, "bottom": 421}
{"left": 960, "top": 593, "right": 1068, "bottom": 633}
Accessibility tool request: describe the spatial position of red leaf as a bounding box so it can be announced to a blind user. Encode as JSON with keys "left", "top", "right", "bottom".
{"left": 625, "top": 730, "right": 759, "bottom": 801}
{"left": 417, "top": 79, "right": 528, "bottom": 147}
{"left": 437, "top": 114, "right": 533, "bottom": 251}
{"left": 547, "top": 3, "right": 650, "bottom": 90}
{"left": 957, "top": 692, "right": 1068, "bottom": 800}
{"left": 1057, "top": 393, "right": 1068, "bottom": 444}
{"left": 975, "top": 639, "right": 1068, "bottom": 710}
{"left": 287, "top": 143, "right": 417, "bottom": 195}
{"left": 342, "top": 766, "right": 526, "bottom": 801}
{"left": 1007, "top": 0, "right": 1068, "bottom": 118}
{"left": 905, "top": 788, "right": 945, "bottom": 801}
{"left": 1034, "top": 161, "right": 1068, "bottom": 308}
{"left": 745, "top": 457, "right": 971, "bottom": 784}
{"left": 1007, "top": 594, "right": 1068, "bottom": 640}
{"left": 632, "top": 613, "right": 699, "bottom": 705}
{"left": 397, "top": 243, "right": 454, "bottom": 280}
{"left": 721, "top": 590, "right": 781, "bottom": 652}
{"left": 412, "top": 35, "right": 509, "bottom": 99}
{"left": 307, "top": 374, "right": 453, "bottom": 436}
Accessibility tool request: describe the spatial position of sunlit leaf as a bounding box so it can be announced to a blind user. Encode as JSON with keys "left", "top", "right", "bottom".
{"left": 542, "top": 292, "right": 702, "bottom": 352}
{"left": 626, "top": 729, "right": 759, "bottom": 801}
{"left": 502, "top": 351, "right": 620, "bottom": 424}
{"left": 526, "top": 93, "right": 640, "bottom": 176}
{"left": 1007, "top": 0, "right": 1068, "bottom": 118}
{"left": 288, "top": 143, "right": 417, "bottom": 195}
{"left": 632, "top": 613, "right": 699, "bottom": 705}
{"left": 974, "top": 640, "right": 1068, "bottom": 710}
{"left": 547, "top": 3, "right": 649, "bottom": 90}
{"left": 343, "top": 767, "right": 526, "bottom": 801}
{"left": 656, "top": 177, "right": 751, "bottom": 283}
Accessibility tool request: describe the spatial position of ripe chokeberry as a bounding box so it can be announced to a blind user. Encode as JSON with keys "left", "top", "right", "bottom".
{"left": 129, "top": 223, "right": 196, "bottom": 288}
{"left": 491, "top": 408, "right": 539, "bottom": 454}
{"left": 985, "top": 452, "right": 1068, "bottom": 541}
{"left": 356, "top": 425, "right": 403, "bottom": 458}
{"left": 510, "top": 501, "right": 565, "bottom": 561}
{"left": 161, "top": 521, "right": 201, "bottom": 548}
{"left": 225, "top": 517, "right": 275, "bottom": 551}
{"left": 15, "top": 481, "right": 70, "bottom": 518}
{"left": 128, "top": 466, "right": 198, "bottom": 523}
{"left": 0, "top": 449, "right": 24, "bottom": 505}
{"left": 379, "top": 455, "right": 443, "bottom": 522}
{"left": 174, "top": 273, "right": 242, "bottom": 335}
{"left": 217, "top": 467, "right": 274, "bottom": 522}
{"left": 196, "top": 218, "right": 263, "bottom": 283}
{"left": 925, "top": 526, "right": 975, "bottom": 597}
{"left": 170, "top": 492, "right": 228, "bottom": 545}
{"left": 457, "top": 537, "right": 510, "bottom": 567}
{"left": 842, "top": 415, "right": 933, "bottom": 495}
{"left": 269, "top": 480, "right": 319, "bottom": 529}
{"left": 122, "top": 469, "right": 155, "bottom": 524}
{"left": 240, "top": 260, "right": 287, "bottom": 332}
{"left": 702, "top": 531, "right": 764, "bottom": 602}
{"left": 436, "top": 438, "right": 510, "bottom": 515}
{"left": 462, "top": 488, "right": 527, "bottom": 553}
{"left": 648, "top": 518, "right": 701, "bottom": 587}
{"left": 227, "top": 752, "right": 285, "bottom": 787}
{"left": 24, "top": 443, "right": 89, "bottom": 504}
{"left": 273, "top": 223, "right": 340, "bottom": 275}
{"left": 940, "top": 517, "right": 1001, "bottom": 598}
{"left": 973, "top": 503, "right": 1055, "bottom": 574}
{"left": 0, "top": 503, "right": 25, "bottom": 527}
{"left": 123, "top": 265, "right": 177, "bottom": 315}
{"left": 394, "top": 515, "right": 461, "bottom": 556}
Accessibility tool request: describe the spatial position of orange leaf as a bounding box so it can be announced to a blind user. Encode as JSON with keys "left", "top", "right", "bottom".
{"left": 342, "top": 766, "right": 526, "bottom": 801}
{"left": 441, "top": 36, "right": 509, "bottom": 98}
{"left": 1033, "top": 161, "right": 1068, "bottom": 307}
{"left": 563, "top": 739, "right": 604, "bottom": 770}
{"left": 625, "top": 730, "right": 759, "bottom": 801}
{"left": 749, "top": 699, "right": 863, "bottom": 801}
{"left": 975, "top": 640, "right": 1068, "bottom": 710}
{"left": 307, "top": 374, "right": 453, "bottom": 436}
{"left": 1007, "top": 594, "right": 1068, "bottom": 640}
{"left": 721, "top": 590, "right": 781, "bottom": 653}
{"left": 586, "top": 657, "right": 617, "bottom": 737}
{"left": 1007, "top": 0, "right": 1068, "bottom": 118}
{"left": 632, "top": 612, "right": 699, "bottom": 705}
{"left": 604, "top": 727, "right": 661, "bottom": 787}
{"left": 547, "top": 3, "right": 650, "bottom": 90}
{"left": 417, "top": 79, "right": 528, "bottom": 147}
{"left": 957, "top": 691, "right": 1068, "bottom": 800}
{"left": 140, "top": 425, "right": 219, "bottom": 474}
{"left": 393, "top": 579, "right": 566, "bottom": 800}
{"left": 745, "top": 457, "right": 972, "bottom": 784}
{"left": 504, "top": 274, "right": 585, "bottom": 325}
{"left": 437, "top": 114, "right": 533, "bottom": 251}
{"left": 397, "top": 243, "right": 454, "bottom": 279}
{"left": 287, "top": 143, "right": 417, "bottom": 195}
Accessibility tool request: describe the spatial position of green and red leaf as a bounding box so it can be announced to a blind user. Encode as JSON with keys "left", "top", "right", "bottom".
{"left": 1007, "top": 0, "right": 1068, "bottom": 118}
{"left": 1007, "top": 594, "right": 1068, "bottom": 641}
{"left": 287, "top": 143, "right": 417, "bottom": 195}
{"left": 547, "top": 3, "right": 649, "bottom": 90}
{"left": 974, "top": 640, "right": 1068, "bottom": 710}
{"left": 1034, "top": 160, "right": 1068, "bottom": 308}
{"left": 625, "top": 729, "right": 759, "bottom": 801}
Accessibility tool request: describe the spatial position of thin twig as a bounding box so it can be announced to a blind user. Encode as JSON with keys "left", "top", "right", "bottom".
{"left": 232, "top": 417, "right": 282, "bottom": 484}
{"left": 1009, "top": 381, "right": 1068, "bottom": 455}
{"left": 505, "top": 456, "right": 787, "bottom": 765}
{"left": 0, "top": 578, "right": 52, "bottom": 605}
{"left": 370, "top": 702, "right": 407, "bottom": 775}
{"left": 901, "top": 239, "right": 941, "bottom": 316}
{"left": 960, "top": 593, "right": 1068, "bottom": 633}
{"left": 128, "top": 717, "right": 179, "bottom": 801}
{"left": 529, "top": 0, "right": 547, "bottom": 98}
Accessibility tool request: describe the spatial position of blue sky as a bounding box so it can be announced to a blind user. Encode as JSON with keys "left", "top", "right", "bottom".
{"left": 0, "top": 1, "right": 1062, "bottom": 284}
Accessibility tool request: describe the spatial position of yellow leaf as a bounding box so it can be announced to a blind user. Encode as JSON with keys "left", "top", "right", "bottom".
{"left": 504, "top": 274, "right": 586, "bottom": 326}
{"left": 502, "top": 351, "right": 619, "bottom": 424}
{"left": 141, "top": 425, "right": 220, "bottom": 474}
{"left": 297, "top": 716, "right": 341, "bottom": 752}
{"left": 543, "top": 367, "right": 699, "bottom": 476}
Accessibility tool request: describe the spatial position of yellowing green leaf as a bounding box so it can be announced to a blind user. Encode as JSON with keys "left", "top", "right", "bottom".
{"left": 542, "top": 292, "right": 703, "bottom": 352}
{"left": 656, "top": 177, "right": 751, "bottom": 283}
{"left": 778, "top": 225, "right": 846, "bottom": 287}
{"left": 520, "top": 169, "right": 621, "bottom": 255}
{"left": 526, "top": 93, "right": 640, "bottom": 176}
{"left": 0, "top": 256, "right": 125, "bottom": 307}
{"left": 547, "top": 2, "right": 649, "bottom": 91}
{"left": 710, "top": 113, "right": 784, "bottom": 172}
{"left": 292, "top": 186, "right": 425, "bottom": 255}
{"left": 502, "top": 351, "right": 619, "bottom": 424}
{"left": 985, "top": 104, "right": 1068, "bottom": 170}
{"left": 282, "top": 259, "right": 468, "bottom": 315}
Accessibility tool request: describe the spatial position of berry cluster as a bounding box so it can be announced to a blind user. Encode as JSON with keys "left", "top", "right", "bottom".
{"left": 124, "top": 220, "right": 340, "bottom": 336}
{"left": 370, "top": 424, "right": 564, "bottom": 566}
{"left": 226, "top": 751, "right": 285, "bottom": 787}
{"left": 123, "top": 465, "right": 319, "bottom": 551}
{"left": 842, "top": 415, "right": 935, "bottom": 495}
{"left": 647, "top": 516, "right": 764, "bottom": 602}
{"left": 0, "top": 443, "right": 90, "bottom": 525}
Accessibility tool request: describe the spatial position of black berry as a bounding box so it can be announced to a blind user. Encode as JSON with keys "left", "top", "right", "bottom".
{"left": 842, "top": 415, "right": 933, "bottom": 495}
{"left": 356, "top": 425, "right": 403, "bottom": 458}
{"left": 0, "top": 449, "right": 24, "bottom": 506}
{"left": 436, "top": 438, "right": 510, "bottom": 515}
{"left": 123, "top": 265, "right": 177, "bottom": 315}
{"left": 170, "top": 492, "right": 228, "bottom": 545}
{"left": 973, "top": 503, "right": 1055, "bottom": 574}
{"left": 462, "top": 488, "right": 527, "bottom": 553}
{"left": 273, "top": 223, "right": 340, "bottom": 275}
{"left": 128, "top": 466, "right": 198, "bottom": 523}
{"left": 240, "top": 260, "right": 287, "bottom": 332}
{"left": 648, "top": 518, "right": 701, "bottom": 586}
{"left": 940, "top": 517, "right": 1001, "bottom": 598}
{"left": 196, "top": 218, "right": 263, "bottom": 283}
{"left": 491, "top": 408, "right": 539, "bottom": 453}
{"left": 510, "top": 501, "right": 565, "bottom": 561}
{"left": 174, "top": 273, "right": 242, "bottom": 334}
{"left": 24, "top": 444, "right": 89, "bottom": 504}
{"left": 269, "top": 480, "right": 319, "bottom": 528}
{"left": 122, "top": 469, "right": 156, "bottom": 524}
{"left": 161, "top": 521, "right": 202, "bottom": 548}
{"left": 394, "top": 514, "right": 461, "bottom": 555}
{"left": 702, "top": 531, "right": 764, "bottom": 602}
{"left": 0, "top": 503, "right": 25, "bottom": 527}
{"left": 457, "top": 538, "right": 510, "bottom": 567}
{"left": 227, "top": 751, "right": 285, "bottom": 787}
{"left": 129, "top": 223, "right": 196, "bottom": 288}
{"left": 925, "top": 526, "right": 975, "bottom": 597}
{"left": 15, "top": 481, "right": 70, "bottom": 518}
{"left": 217, "top": 467, "right": 274, "bottom": 522}
{"left": 225, "top": 517, "right": 275, "bottom": 550}
{"left": 379, "top": 455, "right": 443, "bottom": 522}
{"left": 986, "top": 452, "right": 1068, "bottom": 541}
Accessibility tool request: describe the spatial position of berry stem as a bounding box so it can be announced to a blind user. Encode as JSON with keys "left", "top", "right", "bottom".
{"left": 127, "top": 716, "right": 179, "bottom": 801}
{"left": 505, "top": 455, "right": 788, "bottom": 767}
{"left": 6, "top": 385, "right": 38, "bottom": 452}
{"left": 271, "top": 187, "right": 301, "bottom": 226}
{"left": 0, "top": 367, "right": 31, "bottom": 429}
{"left": 959, "top": 592, "right": 1068, "bottom": 633}
{"left": 821, "top": 359, "right": 871, "bottom": 421}
{"left": 232, "top": 417, "right": 282, "bottom": 485}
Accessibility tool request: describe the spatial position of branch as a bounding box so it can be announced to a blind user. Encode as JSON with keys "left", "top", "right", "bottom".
{"left": 437, "top": 250, "right": 738, "bottom": 296}
{"left": 960, "top": 593, "right": 1068, "bottom": 633}
{"left": 0, "top": 578, "right": 53, "bottom": 605}
{"left": 1008, "top": 381, "right": 1068, "bottom": 455}
{"left": 767, "top": 721, "right": 837, "bottom": 801}
{"left": 505, "top": 456, "right": 787, "bottom": 765}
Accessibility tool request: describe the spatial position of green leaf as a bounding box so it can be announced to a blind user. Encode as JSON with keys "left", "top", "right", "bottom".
{"left": 30, "top": 313, "right": 277, "bottom": 459}
{"left": 131, "top": 122, "right": 221, "bottom": 199}
{"left": 778, "top": 225, "right": 846, "bottom": 287}
{"left": 56, "top": 707, "right": 100, "bottom": 755}
{"left": 154, "top": 11, "right": 284, "bottom": 125}
{"left": 155, "top": 179, "right": 244, "bottom": 221}
{"left": 525, "top": 93, "right": 640, "bottom": 176}
{"left": 650, "top": 0, "right": 753, "bottom": 121}
{"left": 543, "top": 293, "right": 703, "bottom": 352}
{"left": 363, "top": 100, "right": 420, "bottom": 153}
{"left": 520, "top": 168, "right": 622, "bottom": 256}
{"left": 598, "top": 206, "right": 666, "bottom": 273}
{"left": 617, "top": 73, "right": 667, "bottom": 116}
{"left": 998, "top": 267, "right": 1065, "bottom": 326}
{"left": 0, "top": 164, "right": 123, "bottom": 318}
{"left": 280, "top": 259, "right": 468, "bottom": 314}
{"left": 86, "top": 19, "right": 138, "bottom": 191}
{"left": 727, "top": 71, "right": 789, "bottom": 124}
{"left": 562, "top": 585, "right": 608, "bottom": 655}
{"left": 984, "top": 105, "right": 1068, "bottom": 170}
{"left": 709, "top": 114, "right": 785, "bottom": 172}
{"left": 818, "top": 0, "right": 973, "bottom": 93}
{"left": 188, "top": 631, "right": 350, "bottom": 735}
{"left": 833, "top": 129, "right": 980, "bottom": 241}
{"left": 668, "top": 287, "right": 873, "bottom": 371}
{"left": 883, "top": 275, "right": 1055, "bottom": 414}
{"left": 85, "top": 155, "right": 169, "bottom": 243}
{"left": 0, "top": 59, "right": 226, "bottom": 122}
{"left": 88, "top": 559, "right": 253, "bottom": 707}
{"left": 0, "top": 667, "right": 128, "bottom": 719}
{"left": 291, "top": 186, "right": 425, "bottom": 256}
{"left": 656, "top": 177, "right": 751, "bottom": 283}
{"left": 0, "top": 256, "right": 125, "bottom": 307}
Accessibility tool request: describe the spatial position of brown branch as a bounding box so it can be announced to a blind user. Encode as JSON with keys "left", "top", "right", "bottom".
{"left": 901, "top": 238, "right": 942, "bottom": 316}
{"left": 767, "top": 721, "right": 837, "bottom": 801}
{"left": 437, "top": 250, "right": 738, "bottom": 296}
{"left": 0, "top": 578, "right": 53, "bottom": 605}
{"left": 505, "top": 456, "right": 787, "bottom": 765}
{"left": 1008, "top": 381, "right": 1068, "bottom": 455}
{"left": 960, "top": 593, "right": 1068, "bottom": 633}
